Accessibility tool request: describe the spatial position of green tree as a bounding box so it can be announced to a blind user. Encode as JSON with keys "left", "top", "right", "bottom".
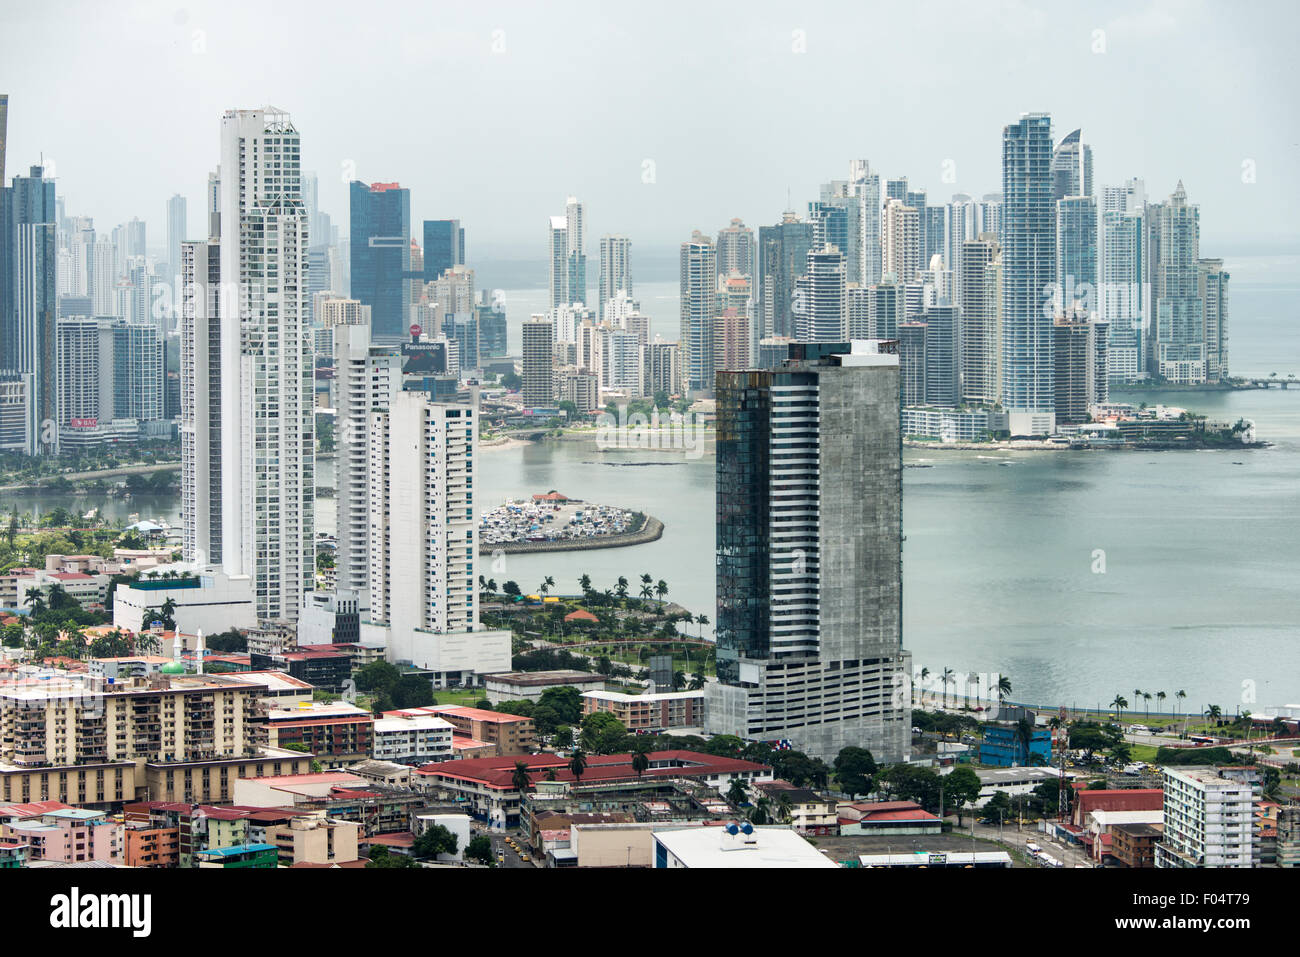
{"left": 833, "top": 747, "right": 878, "bottom": 799}
{"left": 502, "top": 580, "right": 521, "bottom": 598}
{"left": 631, "top": 751, "right": 649, "bottom": 780}
{"left": 414, "top": 824, "right": 459, "bottom": 860}
{"left": 944, "top": 765, "right": 982, "bottom": 825}
{"left": 354, "top": 660, "right": 401, "bottom": 695}
{"left": 568, "top": 748, "right": 588, "bottom": 783}
{"left": 726, "top": 777, "right": 749, "bottom": 806}
{"left": 465, "top": 834, "right": 494, "bottom": 866}
{"left": 580, "top": 711, "right": 627, "bottom": 754}
{"left": 366, "top": 846, "right": 418, "bottom": 869}
{"left": 392, "top": 674, "right": 435, "bottom": 709}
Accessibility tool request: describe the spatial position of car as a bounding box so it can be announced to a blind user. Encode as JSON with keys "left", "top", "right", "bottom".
{"left": 519, "top": 854, "right": 530, "bottom": 863}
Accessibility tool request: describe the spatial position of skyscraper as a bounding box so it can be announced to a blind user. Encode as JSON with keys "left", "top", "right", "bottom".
{"left": 921, "top": 304, "right": 960, "bottom": 407}
{"left": 709, "top": 340, "right": 909, "bottom": 762}
{"left": 350, "top": 180, "right": 411, "bottom": 343}
{"left": 850, "top": 159, "right": 881, "bottom": 286}
{"left": 1, "top": 164, "right": 58, "bottom": 453}
{"left": 598, "top": 234, "right": 632, "bottom": 320}
{"left": 423, "top": 219, "right": 464, "bottom": 283}
{"left": 794, "top": 245, "right": 846, "bottom": 342}
{"left": 1052, "top": 128, "right": 1094, "bottom": 200}
{"left": 882, "top": 199, "right": 922, "bottom": 283}
{"left": 1197, "top": 258, "right": 1229, "bottom": 384}
{"left": 1000, "top": 112, "right": 1057, "bottom": 435}
{"left": 679, "top": 231, "right": 716, "bottom": 394}
{"left": 1056, "top": 194, "right": 1098, "bottom": 310}
{"left": 715, "top": 218, "right": 754, "bottom": 280}
{"left": 1100, "top": 180, "right": 1147, "bottom": 383}
{"left": 757, "top": 213, "right": 814, "bottom": 341}
{"left": 521, "top": 316, "right": 554, "bottom": 408}
{"left": 1152, "top": 182, "right": 1205, "bottom": 384}
{"left": 182, "top": 107, "right": 314, "bottom": 622}
{"left": 959, "top": 234, "right": 1002, "bottom": 405}
{"left": 166, "top": 193, "right": 187, "bottom": 282}
{"left": 362, "top": 386, "right": 510, "bottom": 684}
{"left": 334, "top": 322, "right": 400, "bottom": 613}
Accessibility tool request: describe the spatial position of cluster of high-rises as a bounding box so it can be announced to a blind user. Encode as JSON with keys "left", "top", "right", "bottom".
{"left": 520, "top": 196, "right": 680, "bottom": 411}
{"left": 177, "top": 106, "right": 508, "bottom": 684}
{"left": 0, "top": 94, "right": 169, "bottom": 454}
{"left": 670, "top": 114, "right": 1229, "bottom": 438}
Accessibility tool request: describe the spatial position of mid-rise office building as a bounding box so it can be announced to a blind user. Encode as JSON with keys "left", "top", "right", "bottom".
{"left": 708, "top": 341, "right": 909, "bottom": 762}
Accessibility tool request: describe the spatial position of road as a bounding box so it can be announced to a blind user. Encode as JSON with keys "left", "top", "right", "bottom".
{"left": 474, "top": 823, "right": 537, "bottom": 869}
{"left": 968, "top": 820, "right": 1097, "bottom": 868}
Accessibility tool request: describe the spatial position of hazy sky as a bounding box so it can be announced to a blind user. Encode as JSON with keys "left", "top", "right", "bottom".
{"left": 4, "top": 0, "right": 1298, "bottom": 257}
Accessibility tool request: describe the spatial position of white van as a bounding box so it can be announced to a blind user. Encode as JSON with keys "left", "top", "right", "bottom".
{"left": 1025, "top": 842, "right": 1042, "bottom": 856}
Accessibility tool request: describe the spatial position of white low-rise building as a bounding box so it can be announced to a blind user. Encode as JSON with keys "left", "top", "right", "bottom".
{"left": 112, "top": 571, "right": 257, "bottom": 636}
{"left": 372, "top": 711, "right": 456, "bottom": 765}
{"left": 652, "top": 823, "right": 836, "bottom": 869}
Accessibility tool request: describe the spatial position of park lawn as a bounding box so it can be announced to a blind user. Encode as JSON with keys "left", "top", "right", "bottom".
{"left": 1128, "top": 744, "right": 1160, "bottom": 763}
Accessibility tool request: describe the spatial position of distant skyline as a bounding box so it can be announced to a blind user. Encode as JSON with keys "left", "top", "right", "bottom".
{"left": 3, "top": 0, "right": 1298, "bottom": 256}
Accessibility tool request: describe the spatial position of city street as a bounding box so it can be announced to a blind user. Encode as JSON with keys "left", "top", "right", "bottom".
{"left": 968, "top": 820, "right": 1097, "bottom": 868}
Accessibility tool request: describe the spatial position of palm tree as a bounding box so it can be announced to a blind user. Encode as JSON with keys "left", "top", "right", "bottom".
{"left": 997, "top": 675, "right": 1013, "bottom": 703}
{"left": 579, "top": 573, "right": 592, "bottom": 595}
{"left": 672, "top": 670, "right": 686, "bottom": 691}
{"left": 1142, "top": 692, "right": 1152, "bottom": 715}
{"left": 748, "top": 796, "right": 772, "bottom": 825}
{"left": 1015, "top": 717, "right": 1036, "bottom": 764}
{"left": 1110, "top": 695, "right": 1128, "bottom": 718}
{"left": 688, "top": 672, "right": 706, "bottom": 691}
{"left": 25, "top": 587, "right": 45, "bottom": 616}
{"left": 1205, "top": 704, "right": 1222, "bottom": 726}
{"left": 539, "top": 575, "right": 555, "bottom": 596}
{"left": 511, "top": 761, "right": 532, "bottom": 794}
{"left": 775, "top": 792, "right": 794, "bottom": 825}
{"left": 639, "top": 583, "right": 653, "bottom": 600}
{"left": 726, "top": 777, "right": 749, "bottom": 806}
{"left": 615, "top": 576, "right": 629, "bottom": 600}
{"left": 941, "top": 667, "right": 955, "bottom": 708}
{"left": 487, "top": 578, "right": 497, "bottom": 596}
{"left": 696, "top": 613, "right": 709, "bottom": 638}
{"left": 655, "top": 579, "right": 668, "bottom": 601}
{"left": 1156, "top": 690, "right": 1167, "bottom": 714}
{"left": 631, "top": 751, "right": 649, "bottom": 780}
{"left": 568, "top": 749, "right": 588, "bottom": 783}
{"left": 966, "top": 672, "right": 980, "bottom": 709}
{"left": 918, "top": 667, "right": 930, "bottom": 705}
{"left": 1133, "top": 689, "right": 1143, "bottom": 715}
{"left": 1175, "top": 689, "right": 1186, "bottom": 715}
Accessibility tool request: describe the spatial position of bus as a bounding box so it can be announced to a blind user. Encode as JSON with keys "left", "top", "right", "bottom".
{"left": 1025, "top": 842, "right": 1042, "bottom": 857}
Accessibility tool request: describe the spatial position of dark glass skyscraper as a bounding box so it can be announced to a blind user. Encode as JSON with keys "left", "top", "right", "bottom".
{"left": 709, "top": 340, "right": 909, "bottom": 762}
{"left": 349, "top": 180, "right": 411, "bottom": 343}
{"left": 423, "top": 218, "right": 464, "bottom": 282}
{"left": 1, "top": 164, "right": 57, "bottom": 453}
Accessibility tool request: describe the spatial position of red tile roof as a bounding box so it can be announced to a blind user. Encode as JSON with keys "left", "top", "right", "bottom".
{"left": 1075, "top": 789, "right": 1163, "bottom": 817}
{"left": 415, "top": 750, "right": 769, "bottom": 790}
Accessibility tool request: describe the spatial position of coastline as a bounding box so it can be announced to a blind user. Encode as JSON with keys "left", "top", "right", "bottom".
{"left": 477, "top": 514, "right": 664, "bottom": 555}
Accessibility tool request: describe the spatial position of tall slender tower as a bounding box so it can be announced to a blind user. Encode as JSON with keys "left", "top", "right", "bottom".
{"left": 1000, "top": 112, "right": 1056, "bottom": 435}
{"left": 189, "top": 107, "right": 314, "bottom": 623}
{"left": 598, "top": 234, "right": 632, "bottom": 320}
{"left": 679, "top": 231, "right": 716, "bottom": 395}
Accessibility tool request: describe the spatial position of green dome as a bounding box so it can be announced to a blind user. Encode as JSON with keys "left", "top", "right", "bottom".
{"left": 160, "top": 663, "right": 186, "bottom": 675}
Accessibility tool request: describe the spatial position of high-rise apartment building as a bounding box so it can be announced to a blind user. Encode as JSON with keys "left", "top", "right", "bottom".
{"left": 598, "top": 234, "right": 632, "bottom": 321}
{"left": 715, "top": 218, "right": 755, "bottom": 281}
{"left": 1056, "top": 194, "right": 1098, "bottom": 313}
{"left": 1099, "top": 180, "right": 1147, "bottom": 383}
{"left": 1000, "top": 112, "right": 1057, "bottom": 435}
{"left": 521, "top": 316, "right": 555, "bottom": 407}
{"left": 548, "top": 196, "right": 586, "bottom": 309}
{"left": 882, "top": 199, "right": 922, "bottom": 283}
{"left": 679, "top": 231, "right": 716, "bottom": 395}
{"left": 958, "top": 234, "right": 1002, "bottom": 405}
{"left": 794, "top": 245, "right": 846, "bottom": 342}
{"left": 349, "top": 180, "right": 411, "bottom": 343}
{"left": 181, "top": 107, "right": 314, "bottom": 622}
{"left": 166, "top": 193, "right": 187, "bottom": 281}
{"left": 362, "top": 388, "right": 510, "bottom": 686}
{"left": 708, "top": 340, "right": 909, "bottom": 762}
{"left": 334, "top": 322, "right": 400, "bottom": 611}
{"left": 1152, "top": 182, "right": 1206, "bottom": 384}
{"left": 1197, "top": 258, "right": 1229, "bottom": 384}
